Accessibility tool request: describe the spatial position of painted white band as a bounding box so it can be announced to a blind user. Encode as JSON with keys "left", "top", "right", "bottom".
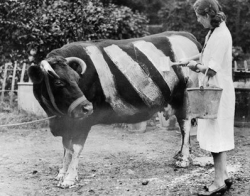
{"left": 133, "top": 40, "right": 170, "bottom": 72}
{"left": 104, "top": 44, "right": 164, "bottom": 107}
{"left": 85, "top": 45, "right": 138, "bottom": 116}
{"left": 133, "top": 40, "right": 178, "bottom": 92}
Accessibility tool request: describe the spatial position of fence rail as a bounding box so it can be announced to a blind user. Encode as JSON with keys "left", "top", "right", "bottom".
{"left": 234, "top": 60, "right": 250, "bottom": 72}
{"left": 0, "top": 61, "right": 29, "bottom": 105}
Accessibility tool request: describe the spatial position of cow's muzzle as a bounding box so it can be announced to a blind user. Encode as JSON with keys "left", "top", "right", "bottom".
{"left": 68, "top": 96, "right": 93, "bottom": 119}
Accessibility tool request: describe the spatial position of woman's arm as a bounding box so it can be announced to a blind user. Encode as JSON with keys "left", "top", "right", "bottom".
{"left": 178, "top": 53, "right": 201, "bottom": 64}
{"left": 187, "top": 60, "right": 216, "bottom": 77}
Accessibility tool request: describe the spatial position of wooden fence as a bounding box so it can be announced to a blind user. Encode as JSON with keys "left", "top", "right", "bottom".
{"left": 234, "top": 60, "right": 250, "bottom": 72}
{"left": 0, "top": 61, "right": 28, "bottom": 106}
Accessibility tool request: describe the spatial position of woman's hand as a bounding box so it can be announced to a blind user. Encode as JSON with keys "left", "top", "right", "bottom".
{"left": 178, "top": 58, "right": 190, "bottom": 65}
{"left": 187, "top": 60, "right": 198, "bottom": 71}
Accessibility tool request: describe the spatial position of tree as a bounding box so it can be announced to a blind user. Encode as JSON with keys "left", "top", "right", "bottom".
{"left": 158, "top": 0, "right": 207, "bottom": 44}
{"left": 0, "top": 0, "right": 42, "bottom": 62}
{"left": 104, "top": 0, "right": 169, "bottom": 24}
{"left": 157, "top": 0, "right": 250, "bottom": 53}
{"left": 0, "top": 0, "right": 149, "bottom": 63}
{"left": 221, "top": 0, "right": 250, "bottom": 53}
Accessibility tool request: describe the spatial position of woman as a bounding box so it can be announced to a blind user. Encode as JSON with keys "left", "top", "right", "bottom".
{"left": 182, "top": 0, "right": 235, "bottom": 195}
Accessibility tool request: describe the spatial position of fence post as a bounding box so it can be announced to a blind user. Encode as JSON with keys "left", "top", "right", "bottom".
{"left": 1, "top": 63, "right": 8, "bottom": 103}
{"left": 244, "top": 60, "right": 248, "bottom": 72}
{"left": 10, "top": 61, "right": 18, "bottom": 106}
{"left": 234, "top": 61, "right": 238, "bottom": 72}
{"left": 20, "top": 62, "right": 26, "bottom": 82}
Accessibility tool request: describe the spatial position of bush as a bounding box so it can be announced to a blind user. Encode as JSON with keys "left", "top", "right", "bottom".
{"left": 158, "top": 0, "right": 250, "bottom": 53}
{"left": 0, "top": 0, "right": 149, "bottom": 63}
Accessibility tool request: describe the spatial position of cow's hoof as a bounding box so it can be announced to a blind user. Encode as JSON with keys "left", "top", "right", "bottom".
{"left": 55, "top": 172, "right": 65, "bottom": 181}
{"left": 173, "top": 151, "right": 182, "bottom": 160}
{"left": 57, "top": 179, "right": 78, "bottom": 189}
{"left": 175, "top": 159, "right": 190, "bottom": 168}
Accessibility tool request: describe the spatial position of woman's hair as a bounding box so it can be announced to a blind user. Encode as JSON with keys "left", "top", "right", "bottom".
{"left": 193, "top": 0, "right": 226, "bottom": 28}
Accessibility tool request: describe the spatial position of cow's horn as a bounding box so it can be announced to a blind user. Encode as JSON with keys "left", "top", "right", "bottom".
{"left": 41, "top": 60, "right": 60, "bottom": 78}
{"left": 66, "top": 57, "right": 87, "bottom": 74}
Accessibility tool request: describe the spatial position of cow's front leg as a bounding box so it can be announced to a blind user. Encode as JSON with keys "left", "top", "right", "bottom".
{"left": 56, "top": 140, "right": 72, "bottom": 182}
{"left": 175, "top": 117, "right": 192, "bottom": 167}
{"left": 59, "top": 143, "right": 82, "bottom": 188}
{"left": 59, "top": 131, "right": 90, "bottom": 188}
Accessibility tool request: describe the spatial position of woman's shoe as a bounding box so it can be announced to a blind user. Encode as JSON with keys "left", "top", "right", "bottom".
{"left": 198, "top": 184, "right": 227, "bottom": 196}
{"left": 203, "top": 179, "right": 233, "bottom": 191}
{"left": 225, "top": 178, "right": 233, "bottom": 189}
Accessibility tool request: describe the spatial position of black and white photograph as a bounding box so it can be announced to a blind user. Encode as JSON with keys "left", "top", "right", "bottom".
{"left": 0, "top": 0, "right": 250, "bottom": 195}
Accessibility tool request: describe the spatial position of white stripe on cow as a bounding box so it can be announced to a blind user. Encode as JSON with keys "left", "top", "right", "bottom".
{"left": 133, "top": 40, "right": 178, "bottom": 92}
{"left": 167, "top": 35, "right": 200, "bottom": 77}
{"left": 104, "top": 44, "right": 164, "bottom": 107}
{"left": 168, "top": 35, "right": 200, "bottom": 84}
{"left": 168, "top": 35, "right": 199, "bottom": 60}
{"left": 133, "top": 40, "right": 170, "bottom": 73}
{"left": 84, "top": 45, "right": 138, "bottom": 116}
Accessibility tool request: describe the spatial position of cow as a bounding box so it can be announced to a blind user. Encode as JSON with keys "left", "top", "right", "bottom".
{"left": 28, "top": 31, "right": 201, "bottom": 188}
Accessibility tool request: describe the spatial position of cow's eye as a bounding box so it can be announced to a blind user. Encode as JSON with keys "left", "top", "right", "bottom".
{"left": 54, "top": 80, "right": 65, "bottom": 87}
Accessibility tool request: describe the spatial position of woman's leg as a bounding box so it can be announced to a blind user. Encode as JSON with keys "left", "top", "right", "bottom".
{"left": 209, "top": 151, "right": 227, "bottom": 190}
{"left": 220, "top": 152, "right": 229, "bottom": 180}
{"left": 198, "top": 152, "right": 228, "bottom": 195}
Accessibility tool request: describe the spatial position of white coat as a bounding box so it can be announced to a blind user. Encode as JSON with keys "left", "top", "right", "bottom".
{"left": 197, "top": 21, "right": 235, "bottom": 153}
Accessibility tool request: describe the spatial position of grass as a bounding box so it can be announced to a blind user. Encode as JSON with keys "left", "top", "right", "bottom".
{"left": 0, "top": 101, "right": 49, "bottom": 130}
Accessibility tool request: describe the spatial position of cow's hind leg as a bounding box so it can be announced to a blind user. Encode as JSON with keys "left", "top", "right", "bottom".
{"left": 175, "top": 117, "right": 192, "bottom": 167}
{"left": 58, "top": 130, "right": 90, "bottom": 188}
{"left": 163, "top": 105, "right": 183, "bottom": 160}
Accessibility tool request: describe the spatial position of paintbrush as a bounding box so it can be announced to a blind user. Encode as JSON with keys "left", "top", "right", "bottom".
{"left": 159, "top": 54, "right": 200, "bottom": 72}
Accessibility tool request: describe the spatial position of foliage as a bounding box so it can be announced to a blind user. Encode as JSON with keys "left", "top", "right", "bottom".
{"left": 106, "top": 0, "right": 167, "bottom": 24}
{"left": 157, "top": 0, "right": 250, "bottom": 53}
{"left": 220, "top": 0, "right": 250, "bottom": 53}
{"left": 232, "top": 46, "right": 245, "bottom": 62}
{"left": 0, "top": 0, "right": 149, "bottom": 63}
{"left": 0, "top": 0, "right": 37, "bottom": 63}
{"left": 158, "top": 0, "right": 207, "bottom": 44}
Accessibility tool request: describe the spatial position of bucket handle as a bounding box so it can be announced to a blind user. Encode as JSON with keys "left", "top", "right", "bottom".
{"left": 200, "top": 67, "right": 209, "bottom": 90}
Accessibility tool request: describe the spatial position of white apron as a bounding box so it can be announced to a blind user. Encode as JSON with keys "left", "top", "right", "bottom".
{"left": 197, "top": 22, "right": 235, "bottom": 153}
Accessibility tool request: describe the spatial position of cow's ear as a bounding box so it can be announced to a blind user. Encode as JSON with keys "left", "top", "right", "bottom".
{"left": 28, "top": 66, "right": 44, "bottom": 84}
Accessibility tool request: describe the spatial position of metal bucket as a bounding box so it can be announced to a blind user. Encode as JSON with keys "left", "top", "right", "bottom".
{"left": 187, "top": 87, "right": 223, "bottom": 119}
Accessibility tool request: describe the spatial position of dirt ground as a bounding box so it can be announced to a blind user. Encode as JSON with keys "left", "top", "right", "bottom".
{"left": 0, "top": 123, "right": 250, "bottom": 196}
